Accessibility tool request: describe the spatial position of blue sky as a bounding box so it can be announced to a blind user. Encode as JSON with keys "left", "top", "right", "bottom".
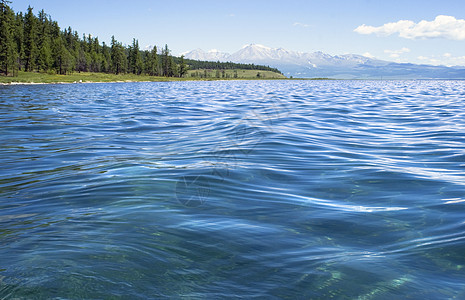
{"left": 11, "top": 0, "right": 465, "bottom": 66}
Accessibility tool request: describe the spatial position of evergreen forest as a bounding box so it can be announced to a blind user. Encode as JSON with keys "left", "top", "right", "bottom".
{"left": 0, "top": 1, "right": 282, "bottom": 78}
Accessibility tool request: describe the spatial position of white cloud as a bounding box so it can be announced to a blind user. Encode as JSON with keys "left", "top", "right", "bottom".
{"left": 354, "top": 15, "right": 465, "bottom": 40}
{"left": 429, "top": 58, "right": 442, "bottom": 65}
{"left": 384, "top": 47, "right": 410, "bottom": 58}
{"left": 293, "top": 22, "right": 310, "bottom": 28}
{"left": 384, "top": 47, "right": 410, "bottom": 54}
{"left": 417, "top": 54, "right": 465, "bottom": 66}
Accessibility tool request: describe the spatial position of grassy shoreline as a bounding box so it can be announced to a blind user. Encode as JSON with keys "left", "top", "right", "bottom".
{"left": 0, "top": 70, "right": 287, "bottom": 85}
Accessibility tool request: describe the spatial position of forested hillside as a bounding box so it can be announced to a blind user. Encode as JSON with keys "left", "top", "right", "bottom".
{"left": 173, "top": 57, "right": 282, "bottom": 74}
{"left": 0, "top": 1, "right": 281, "bottom": 77}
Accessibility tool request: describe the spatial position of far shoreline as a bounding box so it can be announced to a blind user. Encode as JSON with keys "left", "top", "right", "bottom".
{"left": 0, "top": 78, "right": 295, "bottom": 86}
{"left": 0, "top": 70, "right": 289, "bottom": 86}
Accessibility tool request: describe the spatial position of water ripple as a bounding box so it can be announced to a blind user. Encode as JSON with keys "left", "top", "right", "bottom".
{"left": 1, "top": 80, "right": 465, "bottom": 298}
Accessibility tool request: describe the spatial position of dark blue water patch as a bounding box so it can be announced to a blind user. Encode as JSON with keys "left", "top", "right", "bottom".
{"left": 1, "top": 80, "right": 465, "bottom": 298}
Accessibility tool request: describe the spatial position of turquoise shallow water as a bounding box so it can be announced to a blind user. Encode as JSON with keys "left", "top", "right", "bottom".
{"left": 1, "top": 80, "right": 465, "bottom": 299}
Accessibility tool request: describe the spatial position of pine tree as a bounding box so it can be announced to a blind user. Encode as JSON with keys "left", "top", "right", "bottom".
{"left": 162, "top": 44, "right": 172, "bottom": 77}
{"left": 101, "top": 42, "right": 111, "bottom": 73}
{"left": 52, "top": 36, "right": 73, "bottom": 74}
{"left": 23, "top": 6, "right": 37, "bottom": 71}
{"left": 13, "top": 12, "right": 24, "bottom": 71}
{"left": 52, "top": 36, "right": 63, "bottom": 74}
{"left": 145, "top": 45, "right": 159, "bottom": 76}
{"left": 135, "top": 52, "right": 143, "bottom": 75}
{"left": 170, "top": 57, "right": 178, "bottom": 77}
{"left": 36, "top": 9, "right": 52, "bottom": 72}
{"left": 179, "top": 55, "right": 188, "bottom": 78}
{"left": 128, "top": 38, "right": 143, "bottom": 75}
{"left": 0, "top": 0, "right": 18, "bottom": 76}
{"left": 88, "top": 35, "right": 100, "bottom": 72}
{"left": 110, "top": 35, "right": 126, "bottom": 74}
{"left": 76, "top": 46, "right": 87, "bottom": 72}
{"left": 155, "top": 47, "right": 162, "bottom": 76}
{"left": 90, "top": 50, "right": 99, "bottom": 72}
{"left": 37, "top": 37, "right": 51, "bottom": 71}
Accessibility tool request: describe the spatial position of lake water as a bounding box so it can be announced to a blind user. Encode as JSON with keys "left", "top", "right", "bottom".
{"left": 1, "top": 80, "right": 465, "bottom": 299}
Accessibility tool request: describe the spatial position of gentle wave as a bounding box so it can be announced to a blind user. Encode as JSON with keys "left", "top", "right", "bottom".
{"left": 1, "top": 80, "right": 465, "bottom": 298}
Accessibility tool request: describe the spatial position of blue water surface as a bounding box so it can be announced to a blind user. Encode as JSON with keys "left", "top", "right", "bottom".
{"left": 1, "top": 80, "right": 465, "bottom": 299}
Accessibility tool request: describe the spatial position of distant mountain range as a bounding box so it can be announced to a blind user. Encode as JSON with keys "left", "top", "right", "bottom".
{"left": 182, "top": 44, "right": 465, "bottom": 79}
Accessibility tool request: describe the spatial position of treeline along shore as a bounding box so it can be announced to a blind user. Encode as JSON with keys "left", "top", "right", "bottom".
{"left": 0, "top": 1, "right": 283, "bottom": 80}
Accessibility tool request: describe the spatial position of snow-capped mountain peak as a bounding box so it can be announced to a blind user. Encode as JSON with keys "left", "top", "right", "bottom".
{"left": 181, "top": 44, "right": 465, "bottom": 79}
{"left": 229, "top": 44, "right": 277, "bottom": 62}
{"left": 181, "top": 48, "right": 230, "bottom": 61}
{"left": 182, "top": 44, "right": 386, "bottom": 75}
{"left": 240, "top": 43, "right": 270, "bottom": 50}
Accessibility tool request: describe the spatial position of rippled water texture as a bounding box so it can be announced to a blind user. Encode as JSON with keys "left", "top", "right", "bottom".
{"left": 1, "top": 80, "right": 465, "bottom": 298}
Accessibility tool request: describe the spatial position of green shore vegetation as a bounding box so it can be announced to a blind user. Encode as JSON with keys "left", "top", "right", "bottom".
{"left": 187, "top": 69, "right": 285, "bottom": 79}
{"left": 0, "top": 1, "right": 284, "bottom": 82}
{"left": 0, "top": 69, "right": 286, "bottom": 84}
